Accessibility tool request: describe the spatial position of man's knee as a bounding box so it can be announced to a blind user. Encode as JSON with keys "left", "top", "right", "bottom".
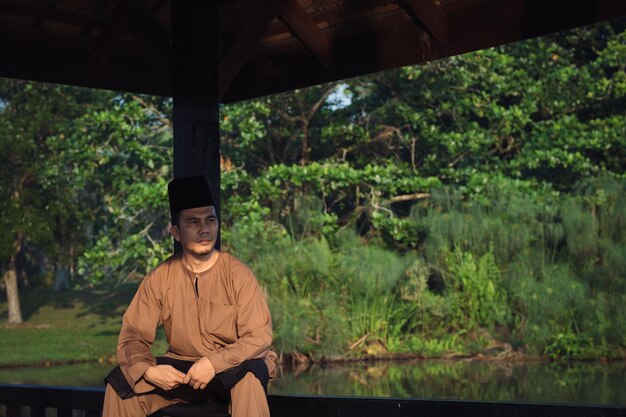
{"left": 230, "top": 373, "right": 269, "bottom": 417}
{"left": 232, "top": 371, "right": 266, "bottom": 396}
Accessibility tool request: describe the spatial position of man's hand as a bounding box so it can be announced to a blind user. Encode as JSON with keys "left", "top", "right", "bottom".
{"left": 184, "top": 357, "right": 216, "bottom": 390}
{"left": 143, "top": 365, "right": 186, "bottom": 391}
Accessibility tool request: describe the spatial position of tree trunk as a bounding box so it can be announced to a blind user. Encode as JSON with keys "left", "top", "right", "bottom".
{"left": 53, "top": 264, "right": 70, "bottom": 291}
{"left": 4, "top": 252, "right": 23, "bottom": 324}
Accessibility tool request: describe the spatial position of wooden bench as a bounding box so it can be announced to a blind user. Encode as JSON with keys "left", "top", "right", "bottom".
{"left": 1, "top": 383, "right": 625, "bottom": 417}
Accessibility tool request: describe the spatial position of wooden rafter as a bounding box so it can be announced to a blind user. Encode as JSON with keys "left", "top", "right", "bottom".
{"left": 88, "top": 1, "right": 137, "bottom": 79}
{"left": 403, "top": 0, "right": 448, "bottom": 43}
{"left": 218, "top": 0, "right": 281, "bottom": 100}
{"left": 225, "top": 19, "right": 442, "bottom": 102}
{"left": 252, "top": 10, "right": 410, "bottom": 61}
{"left": 134, "top": 1, "right": 172, "bottom": 79}
{"left": 277, "top": 0, "right": 334, "bottom": 71}
{"left": 263, "top": 0, "right": 395, "bottom": 38}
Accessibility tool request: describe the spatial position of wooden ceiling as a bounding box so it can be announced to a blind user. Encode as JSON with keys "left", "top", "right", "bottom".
{"left": 1, "top": 0, "right": 625, "bottom": 103}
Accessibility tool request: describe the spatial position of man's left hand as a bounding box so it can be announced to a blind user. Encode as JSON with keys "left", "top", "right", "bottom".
{"left": 184, "top": 357, "right": 216, "bottom": 390}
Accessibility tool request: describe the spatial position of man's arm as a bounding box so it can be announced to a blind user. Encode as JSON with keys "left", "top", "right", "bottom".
{"left": 117, "top": 272, "right": 169, "bottom": 392}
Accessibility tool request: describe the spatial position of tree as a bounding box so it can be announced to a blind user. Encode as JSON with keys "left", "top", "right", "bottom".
{"left": 0, "top": 79, "right": 113, "bottom": 322}
{"left": 219, "top": 18, "right": 626, "bottom": 250}
{"left": 0, "top": 80, "right": 172, "bottom": 323}
{"left": 63, "top": 94, "right": 173, "bottom": 284}
{"left": 221, "top": 82, "right": 340, "bottom": 172}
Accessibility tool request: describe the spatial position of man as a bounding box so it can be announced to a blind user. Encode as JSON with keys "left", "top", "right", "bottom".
{"left": 103, "top": 175, "right": 275, "bottom": 417}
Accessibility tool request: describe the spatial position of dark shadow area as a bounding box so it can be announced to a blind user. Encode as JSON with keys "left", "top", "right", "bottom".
{"left": 75, "top": 283, "right": 139, "bottom": 322}
{"left": 522, "top": 0, "right": 598, "bottom": 38}
{"left": 2, "top": 283, "right": 138, "bottom": 323}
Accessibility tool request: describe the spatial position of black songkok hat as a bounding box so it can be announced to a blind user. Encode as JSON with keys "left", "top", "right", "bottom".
{"left": 167, "top": 175, "right": 215, "bottom": 216}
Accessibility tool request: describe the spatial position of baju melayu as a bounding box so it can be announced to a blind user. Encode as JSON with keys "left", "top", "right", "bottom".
{"left": 102, "top": 251, "right": 276, "bottom": 417}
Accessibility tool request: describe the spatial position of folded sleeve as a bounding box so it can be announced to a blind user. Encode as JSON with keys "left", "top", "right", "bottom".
{"left": 116, "top": 271, "right": 162, "bottom": 391}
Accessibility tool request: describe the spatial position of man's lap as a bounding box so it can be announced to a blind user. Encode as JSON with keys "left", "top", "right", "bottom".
{"left": 105, "top": 357, "right": 269, "bottom": 404}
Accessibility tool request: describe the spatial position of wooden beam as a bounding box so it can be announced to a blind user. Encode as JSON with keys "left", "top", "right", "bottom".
{"left": 403, "top": 0, "right": 449, "bottom": 43}
{"left": 172, "top": 1, "right": 221, "bottom": 242}
{"left": 277, "top": 0, "right": 334, "bottom": 71}
{"left": 0, "top": 1, "right": 106, "bottom": 27}
{"left": 0, "top": 23, "right": 91, "bottom": 48}
{"left": 218, "top": 0, "right": 280, "bottom": 100}
{"left": 0, "top": 34, "right": 172, "bottom": 96}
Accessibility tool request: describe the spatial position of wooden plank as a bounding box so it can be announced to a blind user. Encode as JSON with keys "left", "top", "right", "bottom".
{"left": 57, "top": 409, "right": 73, "bottom": 417}
{"left": 30, "top": 406, "right": 46, "bottom": 417}
{"left": 5, "top": 404, "right": 20, "bottom": 417}
{"left": 0, "top": 385, "right": 104, "bottom": 411}
{"left": 1, "top": 385, "right": 626, "bottom": 417}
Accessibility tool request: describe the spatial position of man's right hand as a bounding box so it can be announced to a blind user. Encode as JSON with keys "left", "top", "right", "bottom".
{"left": 143, "top": 365, "right": 186, "bottom": 391}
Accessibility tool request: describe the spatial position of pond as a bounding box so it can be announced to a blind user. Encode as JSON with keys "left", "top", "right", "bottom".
{"left": 0, "top": 360, "right": 624, "bottom": 405}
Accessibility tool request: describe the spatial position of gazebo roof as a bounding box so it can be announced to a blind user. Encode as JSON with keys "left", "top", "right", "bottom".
{"left": 1, "top": 0, "right": 625, "bottom": 103}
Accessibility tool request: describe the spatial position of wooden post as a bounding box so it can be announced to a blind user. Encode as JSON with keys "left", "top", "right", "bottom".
{"left": 171, "top": 1, "right": 220, "bottom": 247}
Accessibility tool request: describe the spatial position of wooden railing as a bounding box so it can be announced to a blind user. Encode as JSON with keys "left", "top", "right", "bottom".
{"left": 1, "top": 383, "right": 625, "bottom": 417}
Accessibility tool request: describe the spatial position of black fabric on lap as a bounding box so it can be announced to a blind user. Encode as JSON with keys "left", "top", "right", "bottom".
{"left": 105, "top": 357, "right": 269, "bottom": 400}
{"left": 105, "top": 365, "right": 135, "bottom": 399}
{"left": 218, "top": 358, "right": 269, "bottom": 393}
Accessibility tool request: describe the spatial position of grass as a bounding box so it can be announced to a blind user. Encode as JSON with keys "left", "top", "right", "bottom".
{"left": 0, "top": 283, "right": 168, "bottom": 367}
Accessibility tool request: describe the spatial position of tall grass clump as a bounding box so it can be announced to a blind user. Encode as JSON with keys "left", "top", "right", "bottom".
{"left": 409, "top": 175, "right": 626, "bottom": 357}
{"left": 334, "top": 231, "right": 412, "bottom": 343}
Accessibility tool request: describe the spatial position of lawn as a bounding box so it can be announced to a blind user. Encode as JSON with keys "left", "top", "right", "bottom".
{"left": 0, "top": 284, "right": 168, "bottom": 367}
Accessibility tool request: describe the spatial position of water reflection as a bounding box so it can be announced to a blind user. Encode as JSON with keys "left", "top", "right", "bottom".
{"left": 0, "top": 360, "right": 624, "bottom": 405}
{"left": 268, "top": 360, "right": 626, "bottom": 405}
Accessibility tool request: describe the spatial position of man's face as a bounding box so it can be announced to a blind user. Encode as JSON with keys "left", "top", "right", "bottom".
{"left": 170, "top": 206, "right": 219, "bottom": 257}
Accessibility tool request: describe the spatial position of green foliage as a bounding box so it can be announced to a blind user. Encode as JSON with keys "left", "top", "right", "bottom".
{"left": 543, "top": 332, "right": 592, "bottom": 361}
{"left": 248, "top": 235, "right": 351, "bottom": 358}
{"left": 514, "top": 265, "right": 588, "bottom": 350}
{"left": 0, "top": 83, "right": 173, "bottom": 288}
{"left": 334, "top": 233, "right": 412, "bottom": 341}
{"left": 443, "top": 248, "right": 508, "bottom": 331}
{"left": 0, "top": 80, "right": 113, "bottom": 265}
{"left": 48, "top": 94, "right": 173, "bottom": 284}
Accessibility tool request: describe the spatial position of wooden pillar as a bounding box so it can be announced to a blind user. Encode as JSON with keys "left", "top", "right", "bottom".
{"left": 171, "top": 1, "right": 220, "bottom": 220}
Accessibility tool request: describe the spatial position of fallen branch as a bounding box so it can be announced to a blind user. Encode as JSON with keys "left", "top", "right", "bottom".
{"left": 385, "top": 193, "right": 430, "bottom": 204}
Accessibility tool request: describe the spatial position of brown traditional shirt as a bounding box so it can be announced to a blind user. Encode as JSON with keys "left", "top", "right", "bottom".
{"left": 116, "top": 251, "right": 273, "bottom": 392}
